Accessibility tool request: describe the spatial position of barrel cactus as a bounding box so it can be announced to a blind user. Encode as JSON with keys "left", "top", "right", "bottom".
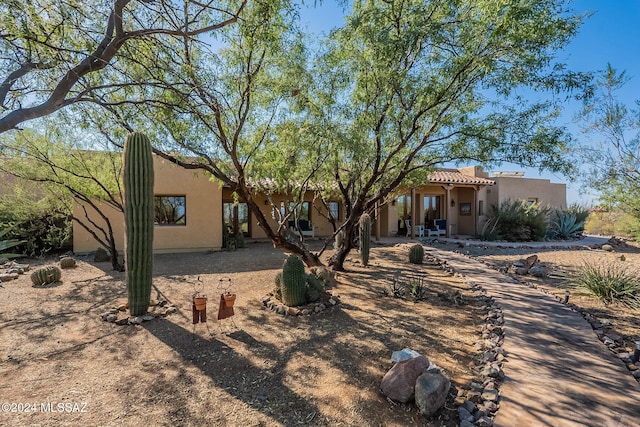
{"left": 409, "top": 243, "right": 424, "bottom": 264}
{"left": 60, "top": 257, "right": 76, "bottom": 269}
{"left": 359, "top": 213, "right": 371, "bottom": 266}
{"left": 281, "top": 255, "right": 306, "bottom": 306}
{"left": 30, "top": 266, "right": 61, "bottom": 286}
{"left": 123, "top": 132, "right": 155, "bottom": 316}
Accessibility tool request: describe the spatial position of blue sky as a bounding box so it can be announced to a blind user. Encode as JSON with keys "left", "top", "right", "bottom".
{"left": 299, "top": 1, "right": 640, "bottom": 206}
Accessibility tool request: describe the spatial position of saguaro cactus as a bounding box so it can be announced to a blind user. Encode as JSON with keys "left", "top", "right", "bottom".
{"left": 359, "top": 213, "right": 371, "bottom": 266}
{"left": 281, "top": 255, "right": 306, "bottom": 306}
{"left": 123, "top": 132, "right": 155, "bottom": 316}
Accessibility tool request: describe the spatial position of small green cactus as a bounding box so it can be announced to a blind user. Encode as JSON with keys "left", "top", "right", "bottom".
{"left": 281, "top": 255, "right": 306, "bottom": 306}
{"left": 60, "top": 257, "right": 76, "bottom": 269}
{"left": 409, "top": 243, "right": 424, "bottom": 264}
{"left": 30, "top": 266, "right": 61, "bottom": 286}
{"left": 305, "top": 274, "right": 324, "bottom": 303}
{"left": 359, "top": 213, "right": 371, "bottom": 266}
{"left": 274, "top": 271, "right": 283, "bottom": 300}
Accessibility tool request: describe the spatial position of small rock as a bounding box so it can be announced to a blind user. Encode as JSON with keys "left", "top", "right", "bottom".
{"left": 460, "top": 421, "right": 475, "bottom": 427}
{"left": 288, "top": 307, "right": 300, "bottom": 316}
{"left": 458, "top": 407, "right": 474, "bottom": 422}
{"left": 627, "top": 364, "right": 638, "bottom": 371}
{"left": 601, "top": 244, "right": 613, "bottom": 252}
{"left": 106, "top": 314, "right": 117, "bottom": 323}
{"left": 391, "top": 348, "right": 423, "bottom": 363}
{"left": 632, "top": 370, "right": 640, "bottom": 379}
{"left": 605, "top": 333, "right": 623, "bottom": 344}
{"left": 164, "top": 306, "right": 177, "bottom": 314}
{"left": 475, "top": 414, "right": 494, "bottom": 427}
{"left": 525, "top": 254, "right": 539, "bottom": 269}
{"left": 478, "top": 401, "right": 499, "bottom": 413}
{"left": 380, "top": 355, "right": 431, "bottom": 403}
{"left": 328, "top": 297, "right": 337, "bottom": 306}
{"left": 0, "top": 273, "right": 19, "bottom": 282}
{"left": 415, "top": 368, "right": 451, "bottom": 417}
{"left": 481, "top": 388, "right": 499, "bottom": 402}
{"left": 142, "top": 315, "right": 154, "bottom": 321}
{"left": 115, "top": 318, "right": 129, "bottom": 326}
{"left": 463, "top": 400, "right": 476, "bottom": 414}
{"left": 260, "top": 295, "right": 272, "bottom": 304}
{"left": 529, "top": 265, "right": 547, "bottom": 277}
{"left": 301, "top": 309, "right": 311, "bottom": 315}
{"left": 128, "top": 317, "right": 143, "bottom": 325}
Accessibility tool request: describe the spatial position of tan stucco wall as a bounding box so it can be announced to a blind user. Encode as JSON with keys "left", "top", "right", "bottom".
{"left": 490, "top": 177, "right": 566, "bottom": 210}
{"left": 73, "top": 156, "right": 223, "bottom": 254}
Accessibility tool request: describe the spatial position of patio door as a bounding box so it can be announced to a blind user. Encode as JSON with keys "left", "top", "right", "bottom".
{"left": 223, "top": 202, "right": 250, "bottom": 236}
{"left": 423, "top": 195, "right": 442, "bottom": 226}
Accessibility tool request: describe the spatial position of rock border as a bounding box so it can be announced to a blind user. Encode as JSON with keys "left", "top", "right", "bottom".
{"left": 99, "top": 300, "right": 178, "bottom": 325}
{"left": 465, "top": 249, "right": 640, "bottom": 384}
{"left": 259, "top": 293, "right": 340, "bottom": 316}
{"left": 426, "top": 254, "right": 504, "bottom": 427}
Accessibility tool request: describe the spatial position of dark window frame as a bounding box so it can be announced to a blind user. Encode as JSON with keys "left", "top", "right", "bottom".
{"left": 154, "top": 195, "right": 187, "bottom": 226}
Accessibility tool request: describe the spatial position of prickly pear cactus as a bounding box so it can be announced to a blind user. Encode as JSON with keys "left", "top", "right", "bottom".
{"left": 30, "top": 266, "right": 61, "bottom": 286}
{"left": 123, "top": 132, "right": 155, "bottom": 316}
{"left": 281, "top": 255, "right": 306, "bottom": 306}
{"left": 359, "top": 213, "right": 371, "bottom": 266}
{"left": 409, "top": 243, "right": 424, "bottom": 264}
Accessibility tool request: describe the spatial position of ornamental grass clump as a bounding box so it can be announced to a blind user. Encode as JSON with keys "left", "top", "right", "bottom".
{"left": 573, "top": 261, "right": 640, "bottom": 309}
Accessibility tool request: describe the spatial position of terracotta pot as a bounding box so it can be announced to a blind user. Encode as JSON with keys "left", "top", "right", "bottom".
{"left": 194, "top": 296, "right": 207, "bottom": 311}
{"left": 223, "top": 293, "right": 236, "bottom": 307}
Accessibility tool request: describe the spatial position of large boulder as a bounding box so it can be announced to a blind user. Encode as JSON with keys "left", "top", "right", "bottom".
{"left": 415, "top": 368, "right": 451, "bottom": 417}
{"left": 381, "top": 355, "right": 431, "bottom": 403}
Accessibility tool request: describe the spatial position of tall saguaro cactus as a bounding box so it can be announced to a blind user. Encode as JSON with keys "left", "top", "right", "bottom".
{"left": 359, "top": 213, "right": 371, "bottom": 266}
{"left": 123, "top": 132, "right": 155, "bottom": 316}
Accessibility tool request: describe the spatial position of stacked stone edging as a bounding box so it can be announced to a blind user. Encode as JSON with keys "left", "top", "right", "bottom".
{"left": 427, "top": 255, "right": 504, "bottom": 427}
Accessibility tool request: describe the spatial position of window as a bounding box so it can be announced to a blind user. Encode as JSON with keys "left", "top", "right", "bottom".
{"left": 328, "top": 201, "right": 340, "bottom": 220}
{"left": 154, "top": 196, "right": 186, "bottom": 225}
{"left": 527, "top": 198, "right": 538, "bottom": 206}
{"left": 289, "top": 201, "right": 311, "bottom": 221}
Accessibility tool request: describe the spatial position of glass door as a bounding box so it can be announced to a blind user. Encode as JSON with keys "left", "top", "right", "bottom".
{"left": 223, "top": 202, "right": 250, "bottom": 236}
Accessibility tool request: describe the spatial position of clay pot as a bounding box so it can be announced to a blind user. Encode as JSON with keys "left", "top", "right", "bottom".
{"left": 223, "top": 293, "right": 236, "bottom": 307}
{"left": 194, "top": 296, "right": 207, "bottom": 311}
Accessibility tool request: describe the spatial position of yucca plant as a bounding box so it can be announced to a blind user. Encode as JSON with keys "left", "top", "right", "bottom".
{"left": 573, "top": 261, "right": 640, "bottom": 309}
{"left": 0, "top": 229, "right": 25, "bottom": 259}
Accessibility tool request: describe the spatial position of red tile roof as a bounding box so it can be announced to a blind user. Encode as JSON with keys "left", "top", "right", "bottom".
{"left": 428, "top": 170, "right": 495, "bottom": 185}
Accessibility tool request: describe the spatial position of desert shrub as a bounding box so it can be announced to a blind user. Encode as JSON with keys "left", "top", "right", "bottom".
{"left": 565, "top": 204, "right": 590, "bottom": 224}
{"left": 487, "top": 199, "right": 548, "bottom": 242}
{"left": 573, "top": 261, "right": 640, "bottom": 308}
{"left": 0, "top": 196, "right": 72, "bottom": 256}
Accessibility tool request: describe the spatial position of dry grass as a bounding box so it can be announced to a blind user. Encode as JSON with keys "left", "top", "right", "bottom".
{"left": 0, "top": 242, "right": 483, "bottom": 427}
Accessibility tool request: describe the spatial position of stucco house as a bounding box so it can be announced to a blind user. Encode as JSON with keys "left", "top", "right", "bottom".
{"left": 71, "top": 157, "right": 566, "bottom": 254}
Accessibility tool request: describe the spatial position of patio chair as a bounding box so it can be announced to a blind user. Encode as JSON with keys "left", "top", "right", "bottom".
{"left": 405, "top": 220, "right": 424, "bottom": 238}
{"left": 428, "top": 219, "right": 446, "bottom": 237}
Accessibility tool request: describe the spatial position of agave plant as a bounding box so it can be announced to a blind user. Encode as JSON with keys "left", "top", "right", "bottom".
{"left": 0, "top": 229, "right": 25, "bottom": 259}
{"left": 547, "top": 212, "right": 584, "bottom": 240}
